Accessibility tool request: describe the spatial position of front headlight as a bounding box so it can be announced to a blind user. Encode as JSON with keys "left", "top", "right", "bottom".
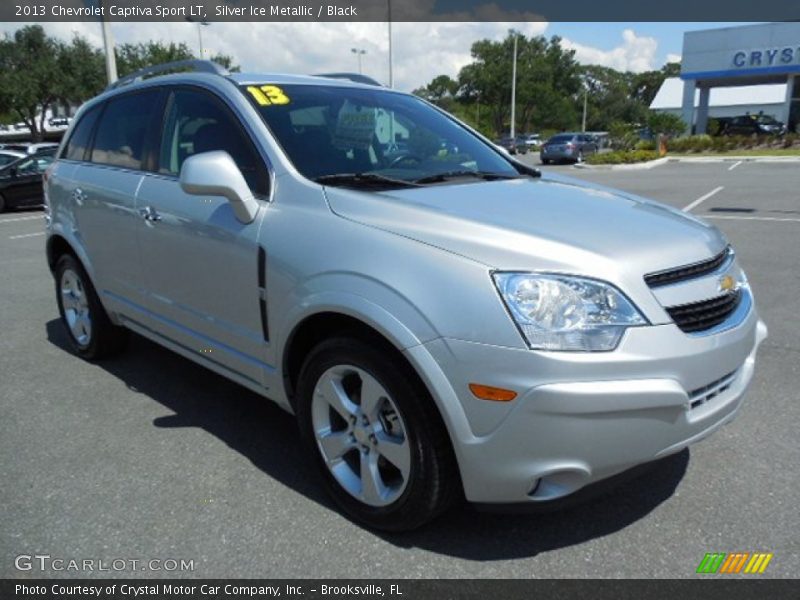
{"left": 493, "top": 273, "right": 648, "bottom": 351}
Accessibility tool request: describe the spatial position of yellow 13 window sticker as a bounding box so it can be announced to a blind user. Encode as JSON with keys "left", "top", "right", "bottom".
{"left": 247, "top": 85, "right": 291, "bottom": 106}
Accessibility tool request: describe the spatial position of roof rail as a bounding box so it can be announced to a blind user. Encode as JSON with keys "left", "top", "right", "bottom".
{"left": 314, "top": 72, "right": 383, "bottom": 87}
{"left": 107, "top": 60, "right": 230, "bottom": 91}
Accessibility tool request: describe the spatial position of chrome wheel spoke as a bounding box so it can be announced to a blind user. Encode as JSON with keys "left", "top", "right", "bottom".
{"left": 75, "top": 313, "right": 92, "bottom": 339}
{"left": 317, "top": 429, "right": 354, "bottom": 462}
{"left": 375, "top": 432, "right": 411, "bottom": 477}
{"left": 359, "top": 370, "right": 385, "bottom": 420}
{"left": 360, "top": 451, "right": 385, "bottom": 505}
{"left": 317, "top": 372, "right": 357, "bottom": 420}
{"left": 61, "top": 289, "right": 77, "bottom": 311}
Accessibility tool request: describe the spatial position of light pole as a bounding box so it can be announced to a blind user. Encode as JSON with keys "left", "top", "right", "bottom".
{"left": 186, "top": 17, "right": 210, "bottom": 59}
{"left": 510, "top": 32, "right": 519, "bottom": 138}
{"left": 351, "top": 48, "right": 366, "bottom": 74}
{"left": 86, "top": 1, "right": 117, "bottom": 84}
{"left": 582, "top": 88, "right": 588, "bottom": 132}
{"left": 387, "top": 0, "right": 393, "bottom": 88}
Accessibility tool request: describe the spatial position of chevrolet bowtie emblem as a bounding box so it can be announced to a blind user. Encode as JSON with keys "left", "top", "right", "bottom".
{"left": 719, "top": 274, "right": 736, "bottom": 292}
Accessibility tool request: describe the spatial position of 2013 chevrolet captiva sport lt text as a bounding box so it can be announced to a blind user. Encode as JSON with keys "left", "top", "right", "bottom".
{"left": 44, "top": 61, "right": 767, "bottom": 531}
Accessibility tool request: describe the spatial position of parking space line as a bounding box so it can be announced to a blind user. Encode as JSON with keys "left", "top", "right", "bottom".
{"left": 9, "top": 232, "right": 45, "bottom": 240}
{"left": 704, "top": 215, "right": 800, "bottom": 223}
{"left": 683, "top": 186, "right": 724, "bottom": 212}
{"left": 0, "top": 215, "right": 42, "bottom": 224}
{"left": 728, "top": 161, "right": 743, "bottom": 171}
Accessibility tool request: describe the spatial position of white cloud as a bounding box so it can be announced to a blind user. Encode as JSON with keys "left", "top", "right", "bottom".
{"left": 666, "top": 53, "right": 682, "bottom": 64}
{"left": 1, "top": 21, "right": 548, "bottom": 91}
{"left": 562, "top": 28, "right": 659, "bottom": 73}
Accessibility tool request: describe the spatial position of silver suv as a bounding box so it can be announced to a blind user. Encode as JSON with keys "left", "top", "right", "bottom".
{"left": 45, "top": 61, "right": 767, "bottom": 531}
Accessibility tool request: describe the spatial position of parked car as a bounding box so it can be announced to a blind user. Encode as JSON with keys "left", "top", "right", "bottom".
{"left": 45, "top": 61, "right": 766, "bottom": 531}
{"left": 0, "top": 142, "right": 59, "bottom": 155}
{"left": 540, "top": 133, "right": 599, "bottom": 164}
{"left": 520, "top": 133, "right": 541, "bottom": 149}
{"left": 720, "top": 114, "right": 786, "bottom": 136}
{"left": 495, "top": 135, "right": 527, "bottom": 155}
{"left": 0, "top": 149, "right": 27, "bottom": 168}
{"left": 0, "top": 152, "right": 54, "bottom": 212}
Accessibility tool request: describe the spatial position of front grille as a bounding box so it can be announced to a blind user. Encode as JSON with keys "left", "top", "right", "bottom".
{"left": 666, "top": 290, "right": 742, "bottom": 333}
{"left": 687, "top": 370, "right": 738, "bottom": 410}
{"left": 645, "top": 247, "right": 731, "bottom": 288}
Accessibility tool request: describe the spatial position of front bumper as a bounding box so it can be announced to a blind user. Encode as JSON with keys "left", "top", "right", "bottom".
{"left": 406, "top": 307, "right": 767, "bottom": 504}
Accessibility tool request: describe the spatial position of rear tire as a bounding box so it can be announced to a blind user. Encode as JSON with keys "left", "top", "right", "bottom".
{"left": 55, "top": 254, "right": 129, "bottom": 360}
{"left": 0, "top": 193, "right": 6, "bottom": 213}
{"left": 296, "top": 335, "right": 460, "bottom": 531}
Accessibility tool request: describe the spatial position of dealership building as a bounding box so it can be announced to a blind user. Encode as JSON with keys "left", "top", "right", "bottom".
{"left": 676, "top": 22, "right": 800, "bottom": 133}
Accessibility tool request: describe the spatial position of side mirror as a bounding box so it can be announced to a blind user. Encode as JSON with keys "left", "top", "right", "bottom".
{"left": 179, "top": 151, "right": 259, "bottom": 224}
{"left": 9, "top": 167, "right": 18, "bottom": 178}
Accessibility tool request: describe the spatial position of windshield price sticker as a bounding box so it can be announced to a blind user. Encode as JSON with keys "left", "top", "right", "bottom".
{"left": 333, "top": 101, "right": 376, "bottom": 150}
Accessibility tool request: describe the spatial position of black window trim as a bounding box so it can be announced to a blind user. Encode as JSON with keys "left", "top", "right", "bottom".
{"left": 153, "top": 84, "right": 271, "bottom": 198}
{"left": 59, "top": 102, "right": 103, "bottom": 163}
{"left": 85, "top": 87, "right": 168, "bottom": 174}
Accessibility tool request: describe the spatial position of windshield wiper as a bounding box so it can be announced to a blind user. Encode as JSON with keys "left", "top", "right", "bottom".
{"left": 313, "top": 172, "right": 421, "bottom": 188}
{"left": 413, "top": 170, "right": 522, "bottom": 184}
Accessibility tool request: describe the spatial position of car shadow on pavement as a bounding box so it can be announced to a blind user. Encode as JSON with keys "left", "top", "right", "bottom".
{"left": 46, "top": 320, "right": 689, "bottom": 560}
{"left": 385, "top": 450, "right": 688, "bottom": 560}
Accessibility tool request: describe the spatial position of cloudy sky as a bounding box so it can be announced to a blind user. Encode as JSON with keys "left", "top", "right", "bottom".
{"left": 1, "top": 21, "right": 751, "bottom": 90}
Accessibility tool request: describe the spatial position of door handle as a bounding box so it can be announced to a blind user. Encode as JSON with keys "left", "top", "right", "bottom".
{"left": 139, "top": 206, "right": 162, "bottom": 222}
{"left": 71, "top": 188, "right": 86, "bottom": 205}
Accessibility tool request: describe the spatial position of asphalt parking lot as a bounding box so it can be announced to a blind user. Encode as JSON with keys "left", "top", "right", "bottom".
{"left": 1, "top": 160, "right": 798, "bottom": 579}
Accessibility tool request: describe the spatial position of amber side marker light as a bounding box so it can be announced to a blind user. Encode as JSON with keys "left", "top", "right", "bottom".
{"left": 469, "top": 383, "right": 518, "bottom": 402}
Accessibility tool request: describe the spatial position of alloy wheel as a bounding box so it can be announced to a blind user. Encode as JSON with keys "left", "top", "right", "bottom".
{"left": 311, "top": 365, "right": 411, "bottom": 507}
{"left": 60, "top": 268, "right": 92, "bottom": 346}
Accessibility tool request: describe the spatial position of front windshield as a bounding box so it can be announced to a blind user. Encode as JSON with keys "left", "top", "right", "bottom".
{"left": 242, "top": 83, "right": 519, "bottom": 185}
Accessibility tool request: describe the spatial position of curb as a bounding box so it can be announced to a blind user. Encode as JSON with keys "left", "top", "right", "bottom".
{"left": 667, "top": 155, "right": 800, "bottom": 163}
{"left": 574, "top": 157, "right": 669, "bottom": 171}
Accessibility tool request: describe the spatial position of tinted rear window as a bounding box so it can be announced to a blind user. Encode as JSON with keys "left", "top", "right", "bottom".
{"left": 91, "top": 90, "right": 161, "bottom": 170}
{"left": 63, "top": 106, "right": 101, "bottom": 161}
{"left": 548, "top": 135, "right": 576, "bottom": 143}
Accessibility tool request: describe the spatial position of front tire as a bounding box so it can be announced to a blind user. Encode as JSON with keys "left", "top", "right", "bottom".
{"left": 296, "top": 336, "right": 460, "bottom": 531}
{"left": 55, "top": 254, "right": 129, "bottom": 359}
{"left": 0, "top": 193, "right": 6, "bottom": 213}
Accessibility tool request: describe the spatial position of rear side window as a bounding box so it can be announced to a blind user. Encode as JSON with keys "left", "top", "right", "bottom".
{"left": 158, "top": 88, "right": 268, "bottom": 194}
{"left": 91, "top": 90, "right": 161, "bottom": 170}
{"left": 62, "top": 105, "right": 101, "bottom": 161}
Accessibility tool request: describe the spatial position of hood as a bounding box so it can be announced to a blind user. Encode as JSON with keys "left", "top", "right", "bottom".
{"left": 324, "top": 173, "right": 727, "bottom": 279}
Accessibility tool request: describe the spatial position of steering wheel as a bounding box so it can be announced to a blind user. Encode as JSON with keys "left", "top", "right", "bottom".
{"left": 387, "top": 154, "right": 424, "bottom": 168}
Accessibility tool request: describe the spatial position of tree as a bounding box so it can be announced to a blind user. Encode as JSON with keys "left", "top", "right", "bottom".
{"left": 59, "top": 35, "right": 106, "bottom": 104}
{"left": 116, "top": 41, "right": 239, "bottom": 77}
{"left": 413, "top": 74, "right": 458, "bottom": 109}
{"left": 0, "top": 29, "right": 241, "bottom": 140}
{"left": 647, "top": 111, "right": 686, "bottom": 137}
{"left": 0, "top": 26, "right": 62, "bottom": 140}
{"left": 455, "top": 32, "right": 581, "bottom": 136}
{"left": 580, "top": 65, "right": 646, "bottom": 131}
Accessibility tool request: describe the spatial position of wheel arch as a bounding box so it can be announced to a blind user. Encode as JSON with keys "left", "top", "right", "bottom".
{"left": 46, "top": 231, "right": 96, "bottom": 282}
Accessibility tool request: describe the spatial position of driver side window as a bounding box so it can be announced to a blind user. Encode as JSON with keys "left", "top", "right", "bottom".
{"left": 159, "top": 89, "right": 268, "bottom": 195}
